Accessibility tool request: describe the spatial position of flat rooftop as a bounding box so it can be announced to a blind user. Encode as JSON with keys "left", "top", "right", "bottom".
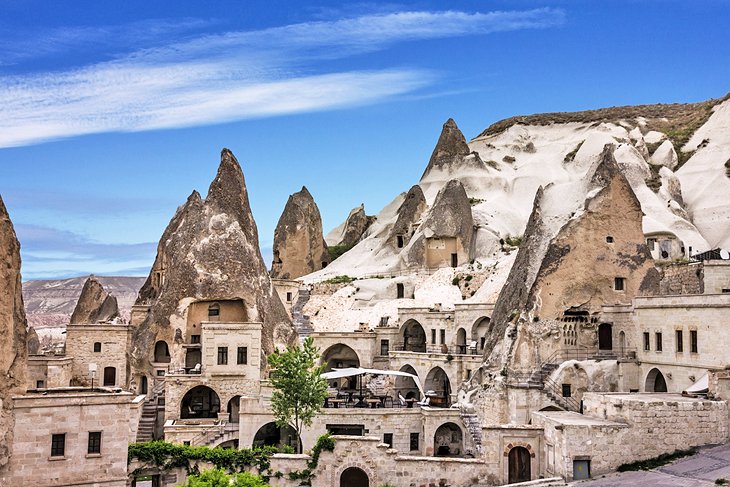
{"left": 591, "top": 392, "right": 714, "bottom": 403}
{"left": 534, "top": 411, "right": 627, "bottom": 427}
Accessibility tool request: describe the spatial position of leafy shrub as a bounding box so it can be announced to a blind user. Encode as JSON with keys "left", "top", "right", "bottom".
{"left": 504, "top": 235, "right": 522, "bottom": 247}
{"left": 616, "top": 448, "right": 697, "bottom": 472}
{"left": 183, "top": 468, "right": 270, "bottom": 487}
{"left": 327, "top": 244, "right": 353, "bottom": 261}
{"left": 323, "top": 275, "right": 354, "bottom": 284}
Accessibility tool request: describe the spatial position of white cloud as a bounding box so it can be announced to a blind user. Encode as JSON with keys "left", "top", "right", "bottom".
{"left": 0, "top": 8, "right": 565, "bottom": 148}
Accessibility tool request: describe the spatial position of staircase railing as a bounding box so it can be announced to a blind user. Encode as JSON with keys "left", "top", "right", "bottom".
{"left": 190, "top": 422, "right": 225, "bottom": 446}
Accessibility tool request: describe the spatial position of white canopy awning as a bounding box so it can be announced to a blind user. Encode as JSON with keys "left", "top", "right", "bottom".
{"left": 321, "top": 367, "right": 425, "bottom": 396}
{"left": 684, "top": 373, "right": 709, "bottom": 394}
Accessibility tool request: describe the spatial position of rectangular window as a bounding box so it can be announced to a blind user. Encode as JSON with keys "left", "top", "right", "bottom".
{"left": 51, "top": 433, "right": 65, "bottom": 457}
{"left": 440, "top": 329, "right": 446, "bottom": 345}
{"left": 380, "top": 339, "right": 390, "bottom": 356}
{"left": 286, "top": 292, "right": 292, "bottom": 302}
{"left": 614, "top": 277, "right": 625, "bottom": 291}
{"left": 88, "top": 431, "right": 102, "bottom": 454}
{"left": 217, "top": 346, "right": 228, "bottom": 365}
{"left": 410, "top": 433, "right": 419, "bottom": 451}
{"left": 431, "top": 329, "right": 436, "bottom": 344}
{"left": 383, "top": 433, "right": 393, "bottom": 448}
{"left": 397, "top": 235, "right": 404, "bottom": 248}
{"left": 643, "top": 332, "right": 650, "bottom": 351}
{"left": 562, "top": 384, "right": 571, "bottom": 397}
{"left": 93, "top": 342, "right": 101, "bottom": 353}
{"left": 655, "top": 332, "right": 663, "bottom": 352}
{"left": 396, "top": 283, "right": 404, "bottom": 299}
{"left": 690, "top": 330, "right": 698, "bottom": 353}
{"left": 190, "top": 335, "right": 201, "bottom": 344}
{"left": 237, "top": 347, "right": 247, "bottom": 365}
{"left": 676, "top": 330, "right": 684, "bottom": 353}
{"left": 36, "top": 380, "right": 45, "bottom": 388}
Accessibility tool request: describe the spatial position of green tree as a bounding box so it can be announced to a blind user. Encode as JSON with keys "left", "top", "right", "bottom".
{"left": 267, "top": 337, "right": 328, "bottom": 454}
{"left": 183, "top": 468, "right": 270, "bottom": 487}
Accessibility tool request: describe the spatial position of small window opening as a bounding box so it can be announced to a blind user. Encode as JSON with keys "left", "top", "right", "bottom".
{"left": 396, "top": 235, "right": 404, "bottom": 248}
{"left": 218, "top": 346, "right": 228, "bottom": 365}
{"left": 562, "top": 384, "right": 571, "bottom": 397}
{"left": 237, "top": 347, "right": 248, "bottom": 365}
{"left": 643, "top": 332, "right": 650, "bottom": 351}
{"left": 93, "top": 342, "right": 101, "bottom": 353}
{"left": 410, "top": 433, "right": 419, "bottom": 451}
{"left": 51, "top": 433, "right": 66, "bottom": 457}
{"left": 655, "top": 332, "right": 662, "bottom": 352}
{"left": 606, "top": 236, "right": 614, "bottom": 243}
{"left": 383, "top": 433, "right": 393, "bottom": 448}
{"left": 690, "top": 330, "right": 698, "bottom": 354}
{"left": 676, "top": 330, "right": 684, "bottom": 353}
{"left": 614, "top": 277, "right": 625, "bottom": 291}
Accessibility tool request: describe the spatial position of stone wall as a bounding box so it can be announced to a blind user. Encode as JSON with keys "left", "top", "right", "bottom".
{"left": 2, "top": 389, "right": 136, "bottom": 487}
{"left": 656, "top": 263, "right": 703, "bottom": 295}
{"left": 26, "top": 355, "right": 73, "bottom": 389}
{"left": 65, "top": 323, "right": 131, "bottom": 387}
{"left": 704, "top": 261, "right": 730, "bottom": 294}
{"left": 534, "top": 393, "right": 730, "bottom": 480}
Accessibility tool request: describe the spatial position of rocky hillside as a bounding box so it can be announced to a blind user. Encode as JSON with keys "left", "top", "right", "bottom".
{"left": 22, "top": 276, "right": 144, "bottom": 328}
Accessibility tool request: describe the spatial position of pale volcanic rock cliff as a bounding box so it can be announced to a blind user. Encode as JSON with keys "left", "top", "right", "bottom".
{"left": 325, "top": 204, "right": 375, "bottom": 248}
{"left": 484, "top": 145, "right": 658, "bottom": 370}
{"left": 388, "top": 184, "right": 427, "bottom": 248}
{"left": 271, "top": 186, "right": 330, "bottom": 279}
{"left": 69, "top": 276, "right": 120, "bottom": 324}
{"left": 132, "top": 149, "right": 294, "bottom": 375}
{"left": 0, "top": 196, "right": 27, "bottom": 472}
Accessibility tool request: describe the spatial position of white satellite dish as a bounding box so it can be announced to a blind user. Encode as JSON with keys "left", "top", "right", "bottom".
{"left": 721, "top": 249, "right": 730, "bottom": 260}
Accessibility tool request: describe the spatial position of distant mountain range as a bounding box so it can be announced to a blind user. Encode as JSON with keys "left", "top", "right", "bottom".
{"left": 23, "top": 276, "right": 145, "bottom": 328}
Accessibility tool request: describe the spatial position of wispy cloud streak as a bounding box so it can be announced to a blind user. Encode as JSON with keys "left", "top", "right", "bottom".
{"left": 0, "top": 8, "right": 565, "bottom": 148}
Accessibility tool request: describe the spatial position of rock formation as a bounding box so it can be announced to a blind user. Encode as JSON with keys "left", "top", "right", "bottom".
{"left": 26, "top": 326, "right": 40, "bottom": 355}
{"left": 405, "top": 179, "right": 474, "bottom": 268}
{"left": 271, "top": 186, "right": 330, "bottom": 279}
{"left": 132, "top": 149, "right": 295, "bottom": 375}
{"left": 389, "top": 185, "right": 427, "bottom": 248}
{"left": 421, "top": 118, "right": 473, "bottom": 178}
{"left": 484, "top": 145, "right": 658, "bottom": 368}
{"left": 69, "top": 276, "right": 119, "bottom": 324}
{"left": 327, "top": 204, "right": 375, "bottom": 248}
{"left": 0, "top": 195, "right": 27, "bottom": 472}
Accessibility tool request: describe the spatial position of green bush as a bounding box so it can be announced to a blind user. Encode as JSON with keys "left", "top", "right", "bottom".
{"left": 323, "top": 275, "right": 354, "bottom": 285}
{"left": 504, "top": 235, "right": 522, "bottom": 247}
{"left": 616, "top": 448, "right": 697, "bottom": 472}
{"left": 183, "top": 468, "right": 270, "bottom": 487}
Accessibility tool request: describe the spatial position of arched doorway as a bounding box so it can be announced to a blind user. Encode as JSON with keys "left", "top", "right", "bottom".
{"left": 424, "top": 367, "right": 451, "bottom": 407}
{"left": 598, "top": 323, "right": 612, "bottom": 350}
{"left": 618, "top": 331, "right": 626, "bottom": 355}
{"left": 322, "top": 344, "right": 360, "bottom": 390}
{"left": 456, "top": 328, "right": 467, "bottom": 354}
{"left": 508, "top": 446, "right": 531, "bottom": 483}
{"left": 227, "top": 396, "right": 241, "bottom": 423}
{"left": 103, "top": 366, "right": 116, "bottom": 386}
{"left": 433, "top": 422, "right": 463, "bottom": 457}
{"left": 472, "top": 317, "right": 491, "bottom": 352}
{"left": 402, "top": 319, "right": 426, "bottom": 352}
{"left": 180, "top": 385, "right": 220, "bottom": 419}
{"left": 154, "top": 341, "right": 171, "bottom": 363}
{"left": 645, "top": 368, "right": 668, "bottom": 392}
{"left": 395, "top": 365, "right": 420, "bottom": 400}
{"left": 340, "top": 467, "right": 369, "bottom": 487}
{"left": 253, "top": 422, "right": 298, "bottom": 450}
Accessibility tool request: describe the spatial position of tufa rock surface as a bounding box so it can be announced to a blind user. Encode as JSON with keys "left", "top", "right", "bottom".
{"left": 389, "top": 185, "right": 427, "bottom": 248}
{"left": 483, "top": 145, "right": 657, "bottom": 368}
{"left": 271, "top": 186, "right": 330, "bottom": 279}
{"left": 26, "top": 326, "right": 40, "bottom": 355}
{"left": 0, "top": 196, "right": 27, "bottom": 472}
{"left": 421, "top": 118, "right": 472, "bottom": 178}
{"left": 133, "top": 149, "right": 295, "bottom": 376}
{"left": 69, "top": 276, "right": 119, "bottom": 324}
{"left": 331, "top": 204, "right": 376, "bottom": 248}
{"left": 405, "top": 179, "right": 474, "bottom": 267}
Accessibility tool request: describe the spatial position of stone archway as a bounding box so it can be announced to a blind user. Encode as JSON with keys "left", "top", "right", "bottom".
{"left": 645, "top": 368, "right": 668, "bottom": 392}
{"left": 252, "top": 422, "right": 298, "bottom": 450}
{"left": 472, "top": 316, "right": 491, "bottom": 352}
{"left": 401, "top": 319, "right": 426, "bottom": 352}
{"left": 153, "top": 341, "right": 171, "bottom": 363}
{"left": 340, "top": 467, "right": 369, "bottom": 487}
{"left": 424, "top": 366, "right": 451, "bottom": 407}
{"left": 395, "top": 365, "right": 420, "bottom": 400}
{"left": 508, "top": 446, "right": 532, "bottom": 483}
{"left": 180, "top": 385, "right": 221, "bottom": 419}
{"left": 227, "top": 395, "right": 241, "bottom": 423}
{"left": 322, "top": 344, "right": 360, "bottom": 390}
{"left": 456, "top": 328, "right": 467, "bottom": 354}
{"left": 433, "top": 422, "right": 463, "bottom": 457}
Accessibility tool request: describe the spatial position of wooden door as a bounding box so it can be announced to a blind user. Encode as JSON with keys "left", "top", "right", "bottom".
{"left": 508, "top": 447, "right": 531, "bottom": 483}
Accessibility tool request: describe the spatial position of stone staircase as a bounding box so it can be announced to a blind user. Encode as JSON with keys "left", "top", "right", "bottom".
{"left": 291, "top": 287, "right": 313, "bottom": 339}
{"left": 459, "top": 410, "right": 483, "bottom": 455}
{"left": 191, "top": 424, "right": 239, "bottom": 447}
{"left": 135, "top": 397, "right": 158, "bottom": 442}
{"left": 135, "top": 379, "right": 165, "bottom": 443}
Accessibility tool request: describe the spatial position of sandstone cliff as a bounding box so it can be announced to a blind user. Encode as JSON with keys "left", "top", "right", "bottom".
{"left": 133, "top": 149, "right": 294, "bottom": 376}
{"left": 0, "top": 196, "right": 27, "bottom": 471}
{"left": 271, "top": 186, "right": 330, "bottom": 279}
{"left": 388, "top": 185, "right": 427, "bottom": 248}
{"left": 69, "top": 276, "right": 119, "bottom": 324}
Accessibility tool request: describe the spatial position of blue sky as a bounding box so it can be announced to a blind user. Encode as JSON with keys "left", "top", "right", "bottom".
{"left": 0, "top": 0, "right": 728, "bottom": 280}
